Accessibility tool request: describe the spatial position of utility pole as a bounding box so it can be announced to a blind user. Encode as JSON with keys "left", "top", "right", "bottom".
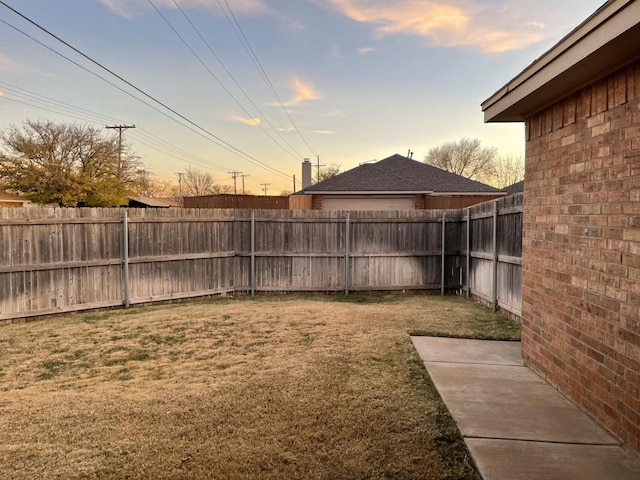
{"left": 239, "top": 174, "right": 249, "bottom": 194}
{"left": 315, "top": 154, "right": 325, "bottom": 183}
{"left": 293, "top": 175, "right": 296, "bottom": 193}
{"left": 228, "top": 171, "right": 242, "bottom": 194}
{"left": 176, "top": 172, "right": 183, "bottom": 206}
{"left": 105, "top": 125, "right": 135, "bottom": 180}
{"left": 260, "top": 183, "right": 271, "bottom": 196}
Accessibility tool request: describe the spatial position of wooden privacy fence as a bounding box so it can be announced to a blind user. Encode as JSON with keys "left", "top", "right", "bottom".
{"left": 0, "top": 195, "right": 522, "bottom": 322}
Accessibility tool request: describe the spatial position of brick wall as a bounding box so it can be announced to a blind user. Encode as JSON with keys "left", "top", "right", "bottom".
{"left": 522, "top": 60, "right": 640, "bottom": 452}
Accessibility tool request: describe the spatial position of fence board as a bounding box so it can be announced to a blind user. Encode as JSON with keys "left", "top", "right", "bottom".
{"left": 0, "top": 199, "right": 522, "bottom": 322}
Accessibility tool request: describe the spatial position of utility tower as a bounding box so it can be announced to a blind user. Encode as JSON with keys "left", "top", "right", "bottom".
{"left": 260, "top": 183, "right": 271, "bottom": 196}
{"left": 239, "top": 174, "right": 250, "bottom": 194}
{"left": 228, "top": 171, "right": 242, "bottom": 194}
{"left": 315, "top": 154, "right": 325, "bottom": 183}
{"left": 176, "top": 172, "right": 184, "bottom": 206}
{"left": 105, "top": 125, "right": 135, "bottom": 180}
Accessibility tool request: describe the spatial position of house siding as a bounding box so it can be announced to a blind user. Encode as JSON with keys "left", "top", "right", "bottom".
{"left": 522, "top": 60, "right": 640, "bottom": 452}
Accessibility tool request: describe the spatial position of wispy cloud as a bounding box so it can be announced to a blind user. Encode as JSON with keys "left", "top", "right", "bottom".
{"left": 357, "top": 47, "right": 375, "bottom": 55}
{"left": 322, "top": 110, "right": 346, "bottom": 117}
{"left": 0, "top": 54, "right": 22, "bottom": 73}
{"left": 233, "top": 116, "right": 261, "bottom": 126}
{"left": 314, "top": 130, "right": 334, "bottom": 135}
{"left": 320, "top": 0, "right": 550, "bottom": 53}
{"left": 281, "top": 78, "right": 321, "bottom": 106}
{"left": 97, "top": 0, "right": 265, "bottom": 19}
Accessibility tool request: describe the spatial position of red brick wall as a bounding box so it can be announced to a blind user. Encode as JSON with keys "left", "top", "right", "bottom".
{"left": 522, "top": 60, "right": 640, "bottom": 452}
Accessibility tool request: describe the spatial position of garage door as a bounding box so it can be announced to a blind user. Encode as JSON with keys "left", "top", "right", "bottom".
{"left": 322, "top": 196, "right": 414, "bottom": 211}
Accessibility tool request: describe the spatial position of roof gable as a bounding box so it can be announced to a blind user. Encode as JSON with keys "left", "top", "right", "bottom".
{"left": 301, "top": 154, "right": 501, "bottom": 194}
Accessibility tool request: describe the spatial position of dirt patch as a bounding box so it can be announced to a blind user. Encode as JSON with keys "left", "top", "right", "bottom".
{"left": 0, "top": 294, "right": 519, "bottom": 479}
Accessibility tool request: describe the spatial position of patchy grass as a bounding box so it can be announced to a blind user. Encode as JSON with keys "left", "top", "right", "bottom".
{"left": 0, "top": 294, "right": 519, "bottom": 479}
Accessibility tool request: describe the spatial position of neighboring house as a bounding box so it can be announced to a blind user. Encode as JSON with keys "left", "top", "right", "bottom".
{"left": 184, "top": 194, "right": 289, "bottom": 210}
{"left": 128, "top": 197, "right": 181, "bottom": 208}
{"left": 0, "top": 190, "right": 30, "bottom": 208}
{"left": 292, "top": 154, "right": 505, "bottom": 210}
{"left": 482, "top": 0, "right": 640, "bottom": 453}
{"left": 503, "top": 180, "right": 524, "bottom": 194}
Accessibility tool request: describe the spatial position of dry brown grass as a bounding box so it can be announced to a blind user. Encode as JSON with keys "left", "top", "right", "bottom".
{"left": 0, "top": 293, "right": 520, "bottom": 480}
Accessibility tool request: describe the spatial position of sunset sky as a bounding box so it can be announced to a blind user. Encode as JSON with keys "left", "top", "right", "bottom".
{"left": 0, "top": 0, "right": 605, "bottom": 194}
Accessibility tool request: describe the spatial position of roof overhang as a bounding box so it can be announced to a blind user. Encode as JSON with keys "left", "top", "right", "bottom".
{"left": 482, "top": 0, "right": 640, "bottom": 122}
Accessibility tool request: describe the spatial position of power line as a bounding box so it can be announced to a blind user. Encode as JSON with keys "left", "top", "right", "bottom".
{"left": 217, "top": 0, "right": 319, "bottom": 158}
{"left": 153, "top": 0, "right": 305, "bottom": 162}
{"left": 0, "top": 2, "right": 292, "bottom": 180}
{"left": 105, "top": 125, "right": 136, "bottom": 180}
{"left": 0, "top": 80, "right": 227, "bottom": 172}
{"left": 228, "top": 170, "right": 242, "bottom": 194}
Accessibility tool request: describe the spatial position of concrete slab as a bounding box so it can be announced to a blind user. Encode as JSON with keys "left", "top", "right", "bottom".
{"left": 423, "top": 362, "right": 618, "bottom": 444}
{"left": 410, "top": 337, "right": 640, "bottom": 480}
{"left": 411, "top": 337, "right": 523, "bottom": 366}
{"left": 466, "top": 439, "right": 640, "bottom": 480}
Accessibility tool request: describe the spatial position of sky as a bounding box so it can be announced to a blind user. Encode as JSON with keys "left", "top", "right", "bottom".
{"left": 0, "top": 0, "right": 607, "bottom": 194}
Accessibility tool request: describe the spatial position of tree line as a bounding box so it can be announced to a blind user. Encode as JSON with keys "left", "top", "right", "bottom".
{"left": 0, "top": 120, "right": 523, "bottom": 207}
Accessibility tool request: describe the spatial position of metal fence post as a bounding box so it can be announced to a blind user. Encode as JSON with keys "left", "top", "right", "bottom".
{"left": 345, "top": 213, "right": 350, "bottom": 295}
{"left": 122, "top": 210, "right": 130, "bottom": 308}
{"left": 492, "top": 200, "right": 499, "bottom": 312}
{"left": 250, "top": 211, "right": 256, "bottom": 296}
{"left": 466, "top": 208, "right": 471, "bottom": 298}
{"left": 441, "top": 212, "right": 446, "bottom": 296}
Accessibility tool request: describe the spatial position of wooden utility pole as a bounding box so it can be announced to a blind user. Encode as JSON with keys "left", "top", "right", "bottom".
{"left": 239, "top": 174, "right": 249, "bottom": 194}
{"left": 105, "top": 125, "right": 135, "bottom": 180}
{"left": 260, "top": 183, "right": 270, "bottom": 196}
{"left": 228, "top": 171, "right": 242, "bottom": 194}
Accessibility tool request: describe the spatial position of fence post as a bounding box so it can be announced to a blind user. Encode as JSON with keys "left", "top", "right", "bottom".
{"left": 344, "top": 213, "right": 350, "bottom": 295}
{"left": 250, "top": 211, "right": 256, "bottom": 296}
{"left": 122, "top": 210, "right": 130, "bottom": 308}
{"left": 466, "top": 208, "right": 471, "bottom": 298}
{"left": 441, "top": 212, "right": 446, "bottom": 296}
{"left": 492, "top": 200, "right": 499, "bottom": 312}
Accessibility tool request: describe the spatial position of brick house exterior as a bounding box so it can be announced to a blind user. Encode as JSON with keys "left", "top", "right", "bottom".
{"left": 483, "top": 0, "right": 640, "bottom": 452}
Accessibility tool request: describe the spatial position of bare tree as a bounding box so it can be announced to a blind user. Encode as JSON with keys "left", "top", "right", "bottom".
{"left": 490, "top": 154, "right": 525, "bottom": 189}
{"left": 181, "top": 166, "right": 233, "bottom": 197}
{"left": 424, "top": 138, "right": 497, "bottom": 183}
{"left": 132, "top": 170, "right": 173, "bottom": 197}
{"left": 318, "top": 163, "right": 341, "bottom": 182}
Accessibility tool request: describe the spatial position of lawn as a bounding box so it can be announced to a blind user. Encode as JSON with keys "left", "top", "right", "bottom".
{"left": 0, "top": 294, "right": 520, "bottom": 480}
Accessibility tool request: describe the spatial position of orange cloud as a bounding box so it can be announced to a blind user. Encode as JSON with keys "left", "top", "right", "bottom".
{"left": 233, "top": 116, "right": 261, "bottom": 126}
{"left": 322, "top": 0, "right": 548, "bottom": 53}
{"left": 98, "top": 0, "right": 265, "bottom": 19}
{"left": 282, "top": 78, "right": 321, "bottom": 106}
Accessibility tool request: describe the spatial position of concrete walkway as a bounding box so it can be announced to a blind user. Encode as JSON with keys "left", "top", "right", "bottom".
{"left": 411, "top": 337, "right": 640, "bottom": 480}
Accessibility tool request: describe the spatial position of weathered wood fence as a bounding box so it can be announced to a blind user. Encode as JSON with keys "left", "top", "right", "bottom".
{"left": 0, "top": 194, "right": 522, "bottom": 322}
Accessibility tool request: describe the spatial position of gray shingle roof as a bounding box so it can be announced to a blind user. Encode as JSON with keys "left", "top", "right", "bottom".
{"left": 300, "top": 154, "right": 502, "bottom": 194}
{"left": 503, "top": 180, "right": 524, "bottom": 194}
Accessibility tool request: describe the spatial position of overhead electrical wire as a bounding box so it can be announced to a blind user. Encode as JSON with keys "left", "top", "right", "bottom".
{"left": 0, "top": 17, "right": 243, "bottom": 170}
{"left": 0, "top": 1, "right": 292, "bottom": 180}
{"left": 217, "top": 0, "right": 319, "bottom": 158}
{"left": 0, "top": 80, "right": 227, "bottom": 172}
{"left": 147, "top": 0, "right": 302, "bottom": 164}
{"left": 169, "top": 0, "right": 307, "bottom": 161}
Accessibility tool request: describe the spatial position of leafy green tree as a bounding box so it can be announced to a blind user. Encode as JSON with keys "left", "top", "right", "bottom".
{"left": 0, "top": 119, "right": 142, "bottom": 206}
